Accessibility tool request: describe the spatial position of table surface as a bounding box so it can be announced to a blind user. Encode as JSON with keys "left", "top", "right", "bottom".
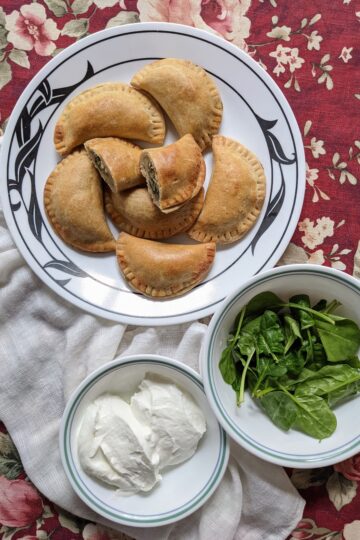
{"left": 0, "top": 1, "right": 359, "bottom": 539}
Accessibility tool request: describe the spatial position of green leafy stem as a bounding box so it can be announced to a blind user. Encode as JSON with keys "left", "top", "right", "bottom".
{"left": 219, "top": 291, "right": 360, "bottom": 440}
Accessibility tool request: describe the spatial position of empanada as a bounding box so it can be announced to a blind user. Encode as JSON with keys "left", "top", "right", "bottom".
{"left": 54, "top": 82, "right": 166, "bottom": 156}
{"left": 44, "top": 150, "right": 115, "bottom": 252}
{"left": 131, "top": 59, "right": 222, "bottom": 150}
{"left": 116, "top": 232, "right": 216, "bottom": 298}
{"left": 140, "top": 134, "right": 205, "bottom": 213}
{"left": 84, "top": 137, "right": 144, "bottom": 193}
{"left": 105, "top": 186, "right": 204, "bottom": 239}
{"left": 188, "top": 136, "right": 266, "bottom": 244}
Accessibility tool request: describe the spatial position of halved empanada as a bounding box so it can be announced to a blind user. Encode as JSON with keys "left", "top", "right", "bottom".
{"left": 44, "top": 150, "right": 115, "bottom": 252}
{"left": 54, "top": 82, "right": 166, "bottom": 156}
{"left": 105, "top": 186, "right": 204, "bottom": 239}
{"left": 84, "top": 137, "right": 144, "bottom": 193}
{"left": 188, "top": 136, "right": 266, "bottom": 244}
{"left": 140, "top": 134, "right": 205, "bottom": 213}
{"left": 131, "top": 59, "right": 222, "bottom": 150}
{"left": 116, "top": 232, "right": 216, "bottom": 298}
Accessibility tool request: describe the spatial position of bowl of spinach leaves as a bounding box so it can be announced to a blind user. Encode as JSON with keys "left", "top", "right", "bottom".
{"left": 201, "top": 264, "right": 360, "bottom": 468}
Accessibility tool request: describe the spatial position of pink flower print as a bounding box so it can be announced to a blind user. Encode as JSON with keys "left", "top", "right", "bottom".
{"left": 305, "top": 164, "right": 319, "bottom": 187}
{"left": 137, "top": 0, "right": 251, "bottom": 49}
{"left": 0, "top": 477, "right": 43, "bottom": 527}
{"left": 334, "top": 455, "right": 360, "bottom": 481}
{"left": 82, "top": 523, "right": 116, "bottom": 540}
{"left": 5, "top": 3, "right": 60, "bottom": 56}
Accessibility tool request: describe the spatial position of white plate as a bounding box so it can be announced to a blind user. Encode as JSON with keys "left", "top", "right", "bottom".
{"left": 201, "top": 264, "right": 360, "bottom": 468}
{"left": 0, "top": 22, "right": 305, "bottom": 325}
{"left": 59, "top": 355, "right": 229, "bottom": 527}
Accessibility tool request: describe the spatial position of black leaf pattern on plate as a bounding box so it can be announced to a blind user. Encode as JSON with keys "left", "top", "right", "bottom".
{"left": 27, "top": 168, "right": 43, "bottom": 241}
{"left": 14, "top": 121, "right": 43, "bottom": 188}
{"left": 56, "top": 278, "right": 71, "bottom": 287}
{"left": 251, "top": 115, "right": 296, "bottom": 253}
{"left": 44, "top": 260, "right": 88, "bottom": 277}
{"left": 255, "top": 114, "right": 296, "bottom": 166}
{"left": 9, "top": 61, "right": 96, "bottom": 284}
{"left": 29, "top": 61, "right": 94, "bottom": 118}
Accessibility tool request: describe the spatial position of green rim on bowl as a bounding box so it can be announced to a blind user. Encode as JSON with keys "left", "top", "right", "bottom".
{"left": 60, "top": 356, "right": 229, "bottom": 526}
{"left": 203, "top": 265, "right": 360, "bottom": 468}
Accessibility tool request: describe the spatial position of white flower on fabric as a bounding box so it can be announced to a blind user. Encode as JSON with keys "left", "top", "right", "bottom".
{"left": 266, "top": 25, "right": 291, "bottom": 41}
{"left": 305, "top": 164, "right": 319, "bottom": 187}
{"left": 288, "top": 48, "right": 305, "bottom": 73}
{"left": 269, "top": 44, "right": 291, "bottom": 63}
{"left": 307, "top": 30, "right": 323, "bottom": 51}
{"left": 309, "top": 137, "right": 326, "bottom": 158}
{"left": 298, "top": 217, "right": 334, "bottom": 250}
{"left": 5, "top": 3, "right": 60, "bottom": 56}
{"left": 339, "top": 46, "right": 353, "bottom": 63}
{"left": 300, "top": 228, "right": 322, "bottom": 250}
{"left": 315, "top": 217, "right": 334, "bottom": 239}
{"left": 298, "top": 218, "right": 314, "bottom": 233}
{"left": 331, "top": 260, "right": 346, "bottom": 271}
{"left": 273, "top": 62, "right": 286, "bottom": 76}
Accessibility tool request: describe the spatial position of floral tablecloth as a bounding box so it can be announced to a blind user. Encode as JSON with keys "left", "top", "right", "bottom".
{"left": 0, "top": 1, "right": 359, "bottom": 539}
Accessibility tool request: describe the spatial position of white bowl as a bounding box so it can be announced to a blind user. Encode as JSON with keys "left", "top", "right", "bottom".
{"left": 201, "top": 264, "right": 360, "bottom": 468}
{"left": 59, "top": 354, "right": 229, "bottom": 527}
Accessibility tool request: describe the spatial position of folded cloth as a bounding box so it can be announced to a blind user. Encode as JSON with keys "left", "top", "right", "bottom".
{"left": 0, "top": 149, "right": 304, "bottom": 539}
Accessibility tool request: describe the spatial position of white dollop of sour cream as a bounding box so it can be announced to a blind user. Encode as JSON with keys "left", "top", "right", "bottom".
{"left": 77, "top": 375, "right": 206, "bottom": 495}
{"left": 131, "top": 376, "right": 207, "bottom": 469}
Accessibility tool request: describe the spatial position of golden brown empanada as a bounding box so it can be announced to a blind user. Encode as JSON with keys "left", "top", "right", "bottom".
{"left": 188, "top": 136, "right": 266, "bottom": 244}
{"left": 140, "top": 134, "right": 205, "bottom": 213}
{"left": 116, "top": 232, "right": 216, "bottom": 298}
{"left": 84, "top": 137, "right": 144, "bottom": 193}
{"left": 44, "top": 150, "right": 115, "bottom": 252}
{"left": 105, "top": 186, "right": 204, "bottom": 239}
{"left": 54, "top": 82, "right": 166, "bottom": 156}
{"left": 131, "top": 59, "right": 222, "bottom": 150}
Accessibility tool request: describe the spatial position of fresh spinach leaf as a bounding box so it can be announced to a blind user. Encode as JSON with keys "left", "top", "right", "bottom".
{"left": 245, "top": 291, "right": 283, "bottom": 316}
{"left": 312, "top": 299, "right": 327, "bottom": 312}
{"left": 289, "top": 294, "right": 314, "bottom": 330}
{"left": 327, "top": 380, "right": 360, "bottom": 407}
{"left": 284, "top": 315, "right": 303, "bottom": 353}
{"left": 292, "top": 393, "right": 337, "bottom": 440}
{"left": 342, "top": 355, "right": 360, "bottom": 369}
{"left": 324, "top": 299, "right": 342, "bottom": 314}
{"left": 282, "top": 350, "right": 305, "bottom": 376}
{"left": 219, "top": 345, "right": 237, "bottom": 385}
{"left": 315, "top": 318, "right": 360, "bottom": 362}
{"left": 295, "top": 364, "right": 360, "bottom": 399}
{"left": 218, "top": 290, "right": 360, "bottom": 441}
{"left": 238, "top": 329, "right": 257, "bottom": 358}
{"left": 260, "top": 391, "right": 298, "bottom": 431}
{"left": 257, "top": 310, "right": 285, "bottom": 357}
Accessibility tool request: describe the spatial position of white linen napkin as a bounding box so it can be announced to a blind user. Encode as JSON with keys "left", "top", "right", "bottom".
{"left": 0, "top": 139, "right": 304, "bottom": 540}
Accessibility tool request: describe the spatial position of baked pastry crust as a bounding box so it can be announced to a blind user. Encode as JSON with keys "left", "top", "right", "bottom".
{"left": 105, "top": 186, "right": 204, "bottom": 239}
{"left": 84, "top": 137, "right": 144, "bottom": 193}
{"left": 44, "top": 150, "right": 115, "bottom": 252}
{"left": 131, "top": 59, "right": 222, "bottom": 150}
{"left": 54, "top": 82, "right": 166, "bottom": 156}
{"left": 188, "top": 135, "right": 266, "bottom": 244}
{"left": 116, "top": 232, "right": 216, "bottom": 298}
{"left": 140, "top": 134, "right": 205, "bottom": 213}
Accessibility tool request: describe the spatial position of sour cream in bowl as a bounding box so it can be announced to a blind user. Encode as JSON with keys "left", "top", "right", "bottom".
{"left": 59, "top": 354, "right": 229, "bottom": 527}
